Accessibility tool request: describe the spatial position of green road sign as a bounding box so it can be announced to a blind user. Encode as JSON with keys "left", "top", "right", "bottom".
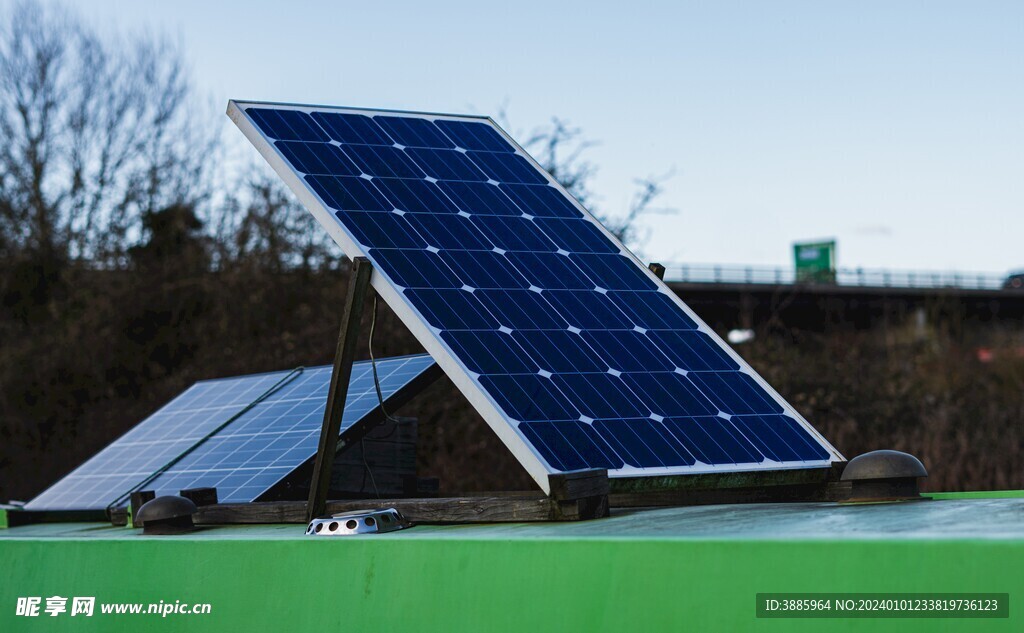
{"left": 794, "top": 240, "right": 836, "bottom": 284}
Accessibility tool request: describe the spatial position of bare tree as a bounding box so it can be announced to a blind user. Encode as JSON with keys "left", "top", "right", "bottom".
{"left": 214, "top": 165, "right": 341, "bottom": 273}
{"left": 498, "top": 109, "right": 674, "bottom": 251}
{"left": 0, "top": 0, "right": 217, "bottom": 269}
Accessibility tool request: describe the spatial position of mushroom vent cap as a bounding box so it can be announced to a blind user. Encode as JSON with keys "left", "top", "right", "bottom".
{"left": 840, "top": 450, "right": 928, "bottom": 502}
{"left": 841, "top": 450, "right": 928, "bottom": 481}
{"left": 136, "top": 495, "right": 198, "bottom": 534}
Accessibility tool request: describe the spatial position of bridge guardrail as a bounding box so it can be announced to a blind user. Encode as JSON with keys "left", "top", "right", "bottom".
{"left": 663, "top": 264, "right": 1012, "bottom": 291}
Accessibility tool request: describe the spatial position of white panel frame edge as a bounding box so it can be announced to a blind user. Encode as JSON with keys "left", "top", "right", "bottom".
{"left": 228, "top": 100, "right": 845, "bottom": 494}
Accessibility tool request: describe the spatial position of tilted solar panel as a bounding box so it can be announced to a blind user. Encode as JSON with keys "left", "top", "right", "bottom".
{"left": 25, "top": 355, "right": 438, "bottom": 511}
{"left": 230, "top": 101, "right": 843, "bottom": 492}
{"left": 143, "top": 357, "right": 434, "bottom": 503}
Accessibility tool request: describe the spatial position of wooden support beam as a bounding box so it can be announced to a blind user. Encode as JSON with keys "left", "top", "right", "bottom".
{"left": 196, "top": 489, "right": 610, "bottom": 525}
{"left": 307, "top": 257, "right": 373, "bottom": 523}
{"left": 547, "top": 469, "right": 609, "bottom": 500}
{"left": 547, "top": 469, "right": 610, "bottom": 521}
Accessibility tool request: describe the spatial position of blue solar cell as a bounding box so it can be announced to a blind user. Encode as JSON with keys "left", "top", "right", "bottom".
{"left": 247, "top": 108, "right": 328, "bottom": 142}
{"left": 519, "top": 420, "right": 624, "bottom": 471}
{"left": 275, "top": 141, "right": 360, "bottom": 176}
{"left": 439, "top": 250, "right": 528, "bottom": 289}
{"left": 471, "top": 215, "right": 557, "bottom": 252}
{"left": 435, "top": 119, "right": 515, "bottom": 153}
{"left": 622, "top": 372, "right": 717, "bottom": 417}
{"left": 468, "top": 151, "right": 548, "bottom": 185}
{"left": 542, "top": 290, "right": 633, "bottom": 330}
{"left": 341, "top": 212, "right": 425, "bottom": 250}
{"left": 553, "top": 373, "right": 649, "bottom": 419}
{"left": 406, "top": 148, "right": 488, "bottom": 181}
{"left": 475, "top": 289, "right": 568, "bottom": 330}
{"left": 731, "top": 415, "right": 830, "bottom": 463}
{"left": 440, "top": 330, "right": 535, "bottom": 374}
{"left": 607, "top": 291, "right": 699, "bottom": 330}
{"left": 437, "top": 181, "right": 522, "bottom": 215}
{"left": 507, "top": 252, "right": 593, "bottom": 290}
{"left": 306, "top": 175, "right": 391, "bottom": 212}
{"left": 688, "top": 372, "right": 784, "bottom": 416}
{"left": 512, "top": 330, "right": 606, "bottom": 373}
{"left": 500, "top": 183, "right": 582, "bottom": 218}
{"left": 406, "top": 214, "right": 492, "bottom": 251}
{"left": 535, "top": 218, "right": 619, "bottom": 254}
{"left": 375, "top": 115, "right": 454, "bottom": 149}
{"left": 373, "top": 178, "right": 460, "bottom": 214}
{"left": 236, "top": 102, "right": 840, "bottom": 485}
{"left": 580, "top": 330, "right": 674, "bottom": 372}
{"left": 573, "top": 253, "right": 658, "bottom": 291}
{"left": 371, "top": 248, "right": 461, "bottom": 289}
{"left": 663, "top": 416, "right": 764, "bottom": 465}
{"left": 311, "top": 112, "right": 392, "bottom": 145}
{"left": 594, "top": 418, "right": 696, "bottom": 468}
{"left": 648, "top": 331, "right": 739, "bottom": 371}
{"left": 25, "top": 355, "right": 437, "bottom": 510}
{"left": 480, "top": 374, "right": 579, "bottom": 422}
{"left": 404, "top": 289, "right": 498, "bottom": 330}
{"left": 344, "top": 145, "right": 424, "bottom": 178}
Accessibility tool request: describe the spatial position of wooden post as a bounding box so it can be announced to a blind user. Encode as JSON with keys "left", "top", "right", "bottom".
{"left": 180, "top": 487, "right": 218, "bottom": 507}
{"left": 306, "top": 257, "right": 373, "bottom": 523}
{"left": 548, "top": 469, "right": 610, "bottom": 521}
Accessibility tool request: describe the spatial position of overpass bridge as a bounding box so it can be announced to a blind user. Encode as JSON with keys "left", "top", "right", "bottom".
{"left": 660, "top": 264, "right": 1024, "bottom": 335}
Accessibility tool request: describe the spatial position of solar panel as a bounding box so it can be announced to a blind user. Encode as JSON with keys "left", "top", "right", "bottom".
{"left": 25, "top": 355, "right": 438, "bottom": 510}
{"left": 229, "top": 101, "right": 843, "bottom": 492}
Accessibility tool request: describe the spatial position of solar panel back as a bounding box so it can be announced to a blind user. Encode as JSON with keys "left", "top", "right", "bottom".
{"left": 229, "top": 101, "right": 844, "bottom": 493}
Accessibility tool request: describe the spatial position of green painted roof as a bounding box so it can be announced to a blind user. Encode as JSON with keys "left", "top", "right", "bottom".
{"left": 3, "top": 496, "right": 1022, "bottom": 542}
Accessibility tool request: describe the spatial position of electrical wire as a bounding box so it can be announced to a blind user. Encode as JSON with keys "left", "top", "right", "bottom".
{"left": 359, "top": 293, "right": 393, "bottom": 499}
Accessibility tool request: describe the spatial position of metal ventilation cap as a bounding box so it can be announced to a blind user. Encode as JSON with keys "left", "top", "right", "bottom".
{"left": 306, "top": 508, "right": 410, "bottom": 536}
{"left": 840, "top": 450, "right": 928, "bottom": 502}
{"left": 136, "top": 495, "right": 198, "bottom": 534}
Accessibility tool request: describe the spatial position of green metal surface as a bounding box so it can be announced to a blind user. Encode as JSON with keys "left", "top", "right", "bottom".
{"left": 928, "top": 490, "right": 1024, "bottom": 500}
{"left": 1, "top": 498, "right": 1021, "bottom": 632}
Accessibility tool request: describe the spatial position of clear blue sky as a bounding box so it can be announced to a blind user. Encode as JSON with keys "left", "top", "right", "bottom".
{"left": 63, "top": 1, "right": 1024, "bottom": 272}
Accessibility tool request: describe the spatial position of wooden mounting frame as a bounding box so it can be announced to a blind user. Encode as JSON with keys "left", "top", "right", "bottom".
{"left": 204, "top": 469, "right": 608, "bottom": 524}
{"left": 306, "top": 256, "right": 374, "bottom": 523}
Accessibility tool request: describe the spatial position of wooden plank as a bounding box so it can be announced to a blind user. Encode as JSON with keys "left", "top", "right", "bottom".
{"left": 194, "top": 495, "right": 607, "bottom": 525}
{"left": 307, "top": 256, "right": 373, "bottom": 523}
{"left": 109, "top": 507, "right": 128, "bottom": 526}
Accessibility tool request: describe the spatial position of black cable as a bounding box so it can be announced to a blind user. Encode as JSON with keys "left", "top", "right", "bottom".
{"left": 105, "top": 366, "right": 306, "bottom": 516}
{"left": 360, "top": 293, "right": 395, "bottom": 498}
{"left": 368, "top": 293, "right": 398, "bottom": 424}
